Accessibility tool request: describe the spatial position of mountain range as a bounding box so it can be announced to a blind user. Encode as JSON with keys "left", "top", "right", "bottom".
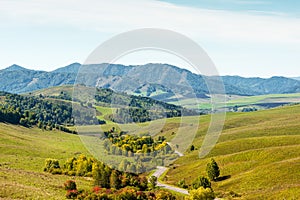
{"left": 1, "top": 63, "right": 300, "bottom": 101}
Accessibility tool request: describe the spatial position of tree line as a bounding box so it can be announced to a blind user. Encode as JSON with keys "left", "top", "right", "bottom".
{"left": 44, "top": 154, "right": 176, "bottom": 199}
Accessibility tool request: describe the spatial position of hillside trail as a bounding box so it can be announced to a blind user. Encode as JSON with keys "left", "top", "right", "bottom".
{"left": 151, "top": 144, "right": 189, "bottom": 195}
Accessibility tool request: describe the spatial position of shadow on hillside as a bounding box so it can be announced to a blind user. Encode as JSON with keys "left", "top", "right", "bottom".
{"left": 216, "top": 175, "right": 231, "bottom": 182}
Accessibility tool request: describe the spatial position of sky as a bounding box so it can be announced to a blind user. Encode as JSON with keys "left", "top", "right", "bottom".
{"left": 0, "top": 0, "right": 299, "bottom": 77}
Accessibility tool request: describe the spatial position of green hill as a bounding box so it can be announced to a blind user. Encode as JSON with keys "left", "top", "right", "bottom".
{"left": 161, "top": 104, "right": 300, "bottom": 199}
{"left": 0, "top": 103, "right": 299, "bottom": 199}
{"left": 0, "top": 123, "right": 91, "bottom": 199}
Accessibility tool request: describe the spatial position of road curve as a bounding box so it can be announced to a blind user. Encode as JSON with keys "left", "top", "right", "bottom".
{"left": 152, "top": 166, "right": 189, "bottom": 195}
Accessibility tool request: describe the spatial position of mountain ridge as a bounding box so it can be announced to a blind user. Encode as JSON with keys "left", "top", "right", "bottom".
{"left": 1, "top": 63, "right": 300, "bottom": 98}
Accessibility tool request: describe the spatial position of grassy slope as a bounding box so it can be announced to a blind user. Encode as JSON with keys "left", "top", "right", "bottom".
{"left": 170, "top": 93, "right": 300, "bottom": 109}
{"left": 29, "top": 85, "right": 74, "bottom": 97}
{"left": 163, "top": 105, "right": 300, "bottom": 199}
{"left": 0, "top": 124, "right": 92, "bottom": 199}
{"left": 76, "top": 105, "right": 300, "bottom": 199}
{"left": 2, "top": 85, "right": 300, "bottom": 199}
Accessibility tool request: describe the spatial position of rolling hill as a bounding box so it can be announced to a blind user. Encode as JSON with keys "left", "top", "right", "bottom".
{"left": 159, "top": 104, "right": 300, "bottom": 199}
{"left": 0, "top": 103, "right": 299, "bottom": 199}
{"left": 0, "top": 123, "right": 92, "bottom": 199}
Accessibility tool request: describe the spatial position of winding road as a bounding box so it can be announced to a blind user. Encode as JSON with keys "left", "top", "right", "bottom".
{"left": 152, "top": 166, "right": 189, "bottom": 195}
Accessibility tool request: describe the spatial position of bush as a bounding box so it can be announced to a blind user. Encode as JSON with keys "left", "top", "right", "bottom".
{"left": 177, "top": 179, "right": 188, "bottom": 189}
{"left": 66, "top": 189, "right": 79, "bottom": 199}
{"left": 67, "top": 171, "right": 76, "bottom": 176}
{"left": 148, "top": 176, "right": 157, "bottom": 189}
{"left": 190, "top": 145, "right": 195, "bottom": 151}
{"left": 64, "top": 180, "right": 77, "bottom": 190}
{"left": 156, "top": 190, "right": 176, "bottom": 200}
{"left": 51, "top": 168, "right": 62, "bottom": 175}
{"left": 187, "top": 187, "right": 215, "bottom": 200}
{"left": 43, "top": 158, "right": 60, "bottom": 172}
{"left": 192, "top": 176, "right": 211, "bottom": 189}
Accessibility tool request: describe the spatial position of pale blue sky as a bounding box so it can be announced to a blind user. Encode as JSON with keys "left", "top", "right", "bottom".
{"left": 160, "top": 0, "right": 300, "bottom": 16}
{"left": 0, "top": 0, "right": 299, "bottom": 77}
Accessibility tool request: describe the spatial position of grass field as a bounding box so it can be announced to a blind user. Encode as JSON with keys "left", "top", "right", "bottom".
{"left": 28, "top": 85, "right": 300, "bottom": 110}
{"left": 169, "top": 93, "right": 300, "bottom": 110}
{"left": 163, "top": 105, "right": 300, "bottom": 199}
{"left": 1, "top": 103, "right": 300, "bottom": 199}
{"left": 29, "top": 85, "right": 74, "bottom": 97}
{"left": 0, "top": 123, "right": 92, "bottom": 199}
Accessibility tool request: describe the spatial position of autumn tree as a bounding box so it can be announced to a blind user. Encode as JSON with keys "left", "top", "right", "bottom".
{"left": 188, "top": 187, "right": 215, "bottom": 200}
{"left": 110, "top": 170, "right": 121, "bottom": 189}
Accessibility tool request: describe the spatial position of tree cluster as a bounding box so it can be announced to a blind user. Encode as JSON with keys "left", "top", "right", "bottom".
{"left": 65, "top": 184, "right": 176, "bottom": 200}
{"left": 0, "top": 92, "right": 76, "bottom": 133}
{"left": 110, "top": 107, "right": 181, "bottom": 124}
{"left": 104, "top": 130, "right": 168, "bottom": 154}
{"left": 102, "top": 130, "right": 177, "bottom": 172}
{"left": 44, "top": 155, "right": 148, "bottom": 190}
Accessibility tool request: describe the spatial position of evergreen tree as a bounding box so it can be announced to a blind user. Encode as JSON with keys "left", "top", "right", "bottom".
{"left": 206, "top": 158, "right": 220, "bottom": 181}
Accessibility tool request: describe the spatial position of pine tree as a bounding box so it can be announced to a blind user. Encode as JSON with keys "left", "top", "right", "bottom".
{"left": 206, "top": 158, "right": 220, "bottom": 181}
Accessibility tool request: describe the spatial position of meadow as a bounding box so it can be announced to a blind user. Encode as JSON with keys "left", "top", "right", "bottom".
{"left": 0, "top": 123, "right": 92, "bottom": 199}
{"left": 0, "top": 101, "right": 299, "bottom": 199}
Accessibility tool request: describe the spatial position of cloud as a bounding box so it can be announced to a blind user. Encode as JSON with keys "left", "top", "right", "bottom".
{"left": 0, "top": 0, "right": 299, "bottom": 44}
{"left": 0, "top": 0, "right": 299, "bottom": 77}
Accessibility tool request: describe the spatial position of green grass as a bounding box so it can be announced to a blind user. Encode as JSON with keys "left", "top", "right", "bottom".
{"left": 79, "top": 104, "right": 300, "bottom": 199}
{"left": 0, "top": 123, "right": 92, "bottom": 199}
{"left": 29, "top": 85, "right": 74, "bottom": 97}
{"left": 227, "top": 93, "right": 300, "bottom": 105}
{"left": 169, "top": 93, "right": 300, "bottom": 109}
{"left": 165, "top": 104, "right": 300, "bottom": 199}
{"left": 1, "top": 102, "right": 300, "bottom": 199}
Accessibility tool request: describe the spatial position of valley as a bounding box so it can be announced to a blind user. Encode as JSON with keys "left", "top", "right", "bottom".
{"left": 0, "top": 99, "right": 299, "bottom": 199}
{"left": 0, "top": 64, "right": 300, "bottom": 199}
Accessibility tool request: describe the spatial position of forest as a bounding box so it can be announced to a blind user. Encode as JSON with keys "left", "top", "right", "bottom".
{"left": 0, "top": 91, "right": 76, "bottom": 133}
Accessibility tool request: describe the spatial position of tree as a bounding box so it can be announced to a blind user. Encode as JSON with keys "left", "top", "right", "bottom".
{"left": 92, "top": 162, "right": 110, "bottom": 188}
{"left": 190, "top": 145, "right": 195, "bottom": 151}
{"left": 149, "top": 176, "right": 157, "bottom": 189}
{"left": 206, "top": 158, "right": 220, "bottom": 181}
{"left": 192, "top": 176, "right": 211, "bottom": 189}
{"left": 188, "top": 187, "right": 215, "bottom": 200}
{"left": 43, "top": 158, "right": 60, "bottom": 172}
{"left": 156, "top": 190, "right": 176, "bottom": 200}
{"left": 64, "top": 180, "right": 77, "bottom": 190}
{"left": 110, "top": 170, "right": 121, "bottom": 189}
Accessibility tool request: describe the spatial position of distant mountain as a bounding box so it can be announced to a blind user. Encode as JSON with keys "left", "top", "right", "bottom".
{"left": 222, "top": 75, "right": 300, "bottom": 94}
{"left": 4, "top": 64, "right": 29, "bottom": 72}
{"left": 52, "top": 63, "right": 81, "bottom": 73}
{"left": 1, "top": 63, "right": 300, "bottom": 100}
{"left": 0, "top": 64, "right": 76, "bottom": 94}
{"left": 291, "top": 77, "right": 300, "bottom": 81}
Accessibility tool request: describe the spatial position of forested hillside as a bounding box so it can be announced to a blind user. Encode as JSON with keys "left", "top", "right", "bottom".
{"left": 0, "top": 86, "right": 197, "bottom": 129}
{"left": 0, "top": 91, "right": 75, "bottom": 133}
